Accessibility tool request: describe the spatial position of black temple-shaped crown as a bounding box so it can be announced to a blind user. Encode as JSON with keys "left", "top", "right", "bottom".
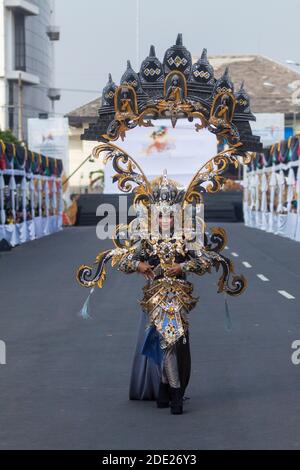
{"left": 212, "top": 66, "right": 234, "bottom": 96}
{"left": 140, "top": 45, "right": 164, "bottom": 84}
{"left": 235, "top": 81, "right": 252, "bottom": 114}
{"left": 121, "top": 60, "right": 142, "bottom": 92}
{"left": 191, "top": 48, "right": 215, "bottom": 85}
{"left": 163, "top": 33, "right": 192, "bottom": 77}
{"left": 82, "top": 35, "right": 262, "bottom": 152}
{"left": 102, "top": 73, "right": 117, "bottom": 107}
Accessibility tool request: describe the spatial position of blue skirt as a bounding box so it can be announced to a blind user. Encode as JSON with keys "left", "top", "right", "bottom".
{"left": 129, "top": 312, "right": 161, "bottom": 401}
{"left": 129, "top": 312, "right": 191, "bottom": 401}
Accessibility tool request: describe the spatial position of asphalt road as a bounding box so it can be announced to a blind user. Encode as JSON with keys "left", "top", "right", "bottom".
{"left": 0, "top": 223, "right": 300, "bottom": 450}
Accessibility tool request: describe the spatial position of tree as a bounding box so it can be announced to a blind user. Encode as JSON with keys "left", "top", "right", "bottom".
{"left": 0, "top": 129, "right": 19, "bottom": 144}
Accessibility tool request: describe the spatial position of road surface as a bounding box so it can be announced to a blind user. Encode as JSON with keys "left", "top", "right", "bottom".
{"left": 0, "top": 224, "right": 300, "bottom": 450}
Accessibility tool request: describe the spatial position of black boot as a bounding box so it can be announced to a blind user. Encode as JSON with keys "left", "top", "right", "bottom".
{"left": 157, "top": 383, "right": 170, "bottom": 408}
{"left": 170, "top": 387, "right": 183, "bottom": 415}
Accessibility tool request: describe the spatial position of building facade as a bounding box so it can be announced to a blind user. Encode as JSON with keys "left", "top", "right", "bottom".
{"left": 67, "top": 98, "right": 100, "bottom": 193}
{"left": 0, "top": 0, "right": 59, "bottom": 141}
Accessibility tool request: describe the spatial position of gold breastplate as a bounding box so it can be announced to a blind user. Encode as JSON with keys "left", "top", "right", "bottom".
{"left": 147, "top": 238, "right": 186, "bottom": 273}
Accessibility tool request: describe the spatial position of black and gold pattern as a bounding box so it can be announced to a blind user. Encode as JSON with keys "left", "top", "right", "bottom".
{"left": 82, "top": 34, "right": 262, "bottom": 153}
{"left": 77, "top": 140, "right": 248, "bottom": 303}
{"left": 92, "top": 142, "right": 253, "bottom": 208}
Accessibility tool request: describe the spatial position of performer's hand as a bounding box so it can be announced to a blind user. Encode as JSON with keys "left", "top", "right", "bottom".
{"left": 166, "top": 264, "right": 182, "bottom": 277}
{"left": 137, "top": 262, "right": 155, "bottom": 280}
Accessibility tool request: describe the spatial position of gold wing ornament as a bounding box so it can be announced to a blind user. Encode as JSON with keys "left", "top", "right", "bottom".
{"left": 186, "top": 227, "right": 247, "bottom": 297}
{"left": 76, "top": 142, "right": 153, "bottom": 292}
{"left": 92, "top": 143, "right": 152, "bottom": 206}
{"left": 77, "top": 249, "right": 124, "bottom": 289}
{"left": 77, "top": 142, "right": 252, "bottom": 298}
{"left": 204, "top": 227, "right": 228, "bottom": 253}
{"left": 178, "top": 147, "right": 252, "bottom": 296}
{"left": 76, "top": 224, "right": 139, "bottom": 289}
{"left": 183, "top": 148, "right": 252, "bottom": 205}
{"left": 206, "top": 249, "right": 248, "bottom": 296}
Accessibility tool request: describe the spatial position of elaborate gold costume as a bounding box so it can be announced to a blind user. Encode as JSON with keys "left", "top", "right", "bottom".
{"left": 76, "top": 143, "right": 247, "bottom": 414}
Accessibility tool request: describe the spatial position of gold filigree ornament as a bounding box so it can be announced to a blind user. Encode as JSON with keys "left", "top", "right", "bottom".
{"left": 77, "top": 140, "right": 255, "bottom": 299}
{"left": 183, "top": 147, "right": 252, "bottom": 206}
{"left": 92, "top": 143, "right": 152, "bottom": 206}
{"left": 99, "top": 79, "right": 245, "bottom": 146}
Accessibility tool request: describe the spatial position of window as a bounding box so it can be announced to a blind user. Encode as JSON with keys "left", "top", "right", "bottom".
{"left": 14, "top": 14, "right": 26, "bottom": 71}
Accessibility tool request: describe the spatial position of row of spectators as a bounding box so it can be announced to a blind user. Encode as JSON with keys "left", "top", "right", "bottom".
{"left": 244, "top": 134, "right": 300, "bottom": 241}
{"left": 0, "top": 140, "right": 63, "bottom": 176}
{"left": 0, "top": 141, "right": 64, "bottom": 246}
{"left": 248, "top": 135, "right": 300, "bottom": 170}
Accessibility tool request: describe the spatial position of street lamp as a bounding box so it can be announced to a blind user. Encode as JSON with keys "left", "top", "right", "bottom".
{"left": 47, "top": 88, "right": 61, "bottom": 114}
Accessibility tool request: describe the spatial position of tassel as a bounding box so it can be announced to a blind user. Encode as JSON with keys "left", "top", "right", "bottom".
{"left": 225, "top": 295, "right": 232, "bottom": 332}
{"left": 79, "top": 288, "right": 95, "bottom": 319}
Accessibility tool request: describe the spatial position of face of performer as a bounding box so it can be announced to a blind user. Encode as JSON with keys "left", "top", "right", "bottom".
{"left": 159, "top": 212, "right": 174, "bottom": 233}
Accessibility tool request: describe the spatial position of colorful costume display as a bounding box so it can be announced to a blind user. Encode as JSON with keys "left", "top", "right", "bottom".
{"left": 76, "top": 34, "right": 261, "bottom": 414}
{"left": 77, "top": 145, "right": 247, "bottom": 415}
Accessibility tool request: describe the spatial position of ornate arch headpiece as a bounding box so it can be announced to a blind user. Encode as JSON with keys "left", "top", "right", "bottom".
{"left": 82, "top": 34, "right": 262, "bottom": 154}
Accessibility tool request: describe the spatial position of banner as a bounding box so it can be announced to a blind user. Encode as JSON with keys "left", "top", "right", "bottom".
{"left": 250, "top": 113, "right": 285, "bottom": 147}
{"left": 104, "top": 120, "right": 217, "bottom": 194}
{"left": 28, "top": 118, "right": 69, "bottom": 175}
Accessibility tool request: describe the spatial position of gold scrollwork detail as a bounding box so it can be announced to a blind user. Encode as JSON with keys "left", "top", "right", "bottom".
{"left": 183, "top": 148, "right": 254, "bottom": 204}
{"left": 92, "top": 143, "right": 152, "bottom": 199}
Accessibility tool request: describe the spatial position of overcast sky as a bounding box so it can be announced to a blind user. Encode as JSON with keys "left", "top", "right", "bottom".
{"left": 55, "top": 0, "right": 300, "bottom": 115}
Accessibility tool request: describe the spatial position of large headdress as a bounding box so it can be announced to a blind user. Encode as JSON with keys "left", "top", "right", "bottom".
{"left": 82, "top": 33, "right": 262, "bottom": 153}
{"left": 151, "top": 171, "right": 185, "bottom": 207}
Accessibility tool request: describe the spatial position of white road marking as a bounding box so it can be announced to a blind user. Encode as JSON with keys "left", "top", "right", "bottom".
{"left": 257, "top": 274, "right": 269, "bottom": 282}
{"left": 225, "top": 246, "right": 229, "bottom": 250}
{"left": 231, "top": 252, "right": 239, "bottom": 257}
{"left": 278, "top": 290, "right": 295, "bottom": 300}
{"left": 242, "top": 261, "right": 252, "bottom": 268}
